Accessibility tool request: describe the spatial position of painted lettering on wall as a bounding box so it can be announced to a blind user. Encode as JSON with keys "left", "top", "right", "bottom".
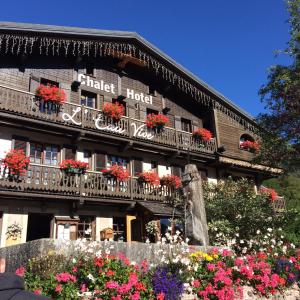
{"left": 78, "top": 74, "right": 116, "bottom": 94}
{"left": 62, "top": 108, "right": 154, "bottom": 140}
{"left": 126, "top": 89, "right": 153, "bottom": 105}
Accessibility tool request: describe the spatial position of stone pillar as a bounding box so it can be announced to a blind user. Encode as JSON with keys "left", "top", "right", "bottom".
{"left": 184, "top": 164, "right": 209, "bottom": 247}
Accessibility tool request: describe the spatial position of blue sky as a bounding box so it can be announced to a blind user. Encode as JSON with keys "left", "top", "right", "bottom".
{"left": 0, "top": 0, "right": 291, "bottom": 117}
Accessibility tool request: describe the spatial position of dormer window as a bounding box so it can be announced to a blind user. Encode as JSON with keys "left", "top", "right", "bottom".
{"left": 239, "top": 134, "right": 259, "bottom": 153}
{"left": 86, "top": 64, "right": 95, "bottom": 77}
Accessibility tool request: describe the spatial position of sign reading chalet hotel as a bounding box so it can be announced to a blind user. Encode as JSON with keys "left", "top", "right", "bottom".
{"left": 0, "top": 22, "right": 281, "bottom": 247}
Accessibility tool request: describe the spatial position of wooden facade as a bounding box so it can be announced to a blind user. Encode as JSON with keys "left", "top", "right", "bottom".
{"left": 0, "top": 22, "right": 281, "bottom": 247}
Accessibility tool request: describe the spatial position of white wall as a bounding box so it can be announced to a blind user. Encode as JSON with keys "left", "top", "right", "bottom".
{"left": 0, "top": 138, "right": 12, "bottom": 160}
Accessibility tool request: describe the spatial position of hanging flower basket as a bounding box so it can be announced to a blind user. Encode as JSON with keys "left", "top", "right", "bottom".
{"left": 192, "top": 128, "right": 213, "bottom": 142}
{"left": 2, "top": 149, "right": 30, "bottom": 179}
{"left": 138, "top": 171, "right": 160, "bottom": 186}
{"left": 146, "top": 113, "right": 169, "bottom": 133}
{"left": 102, "top": 102, "right": 125, "bottom": 122}
{"left": 59, "top": 159, "right": 88, "bottom": 175}
{"left": 160, "top": 174, "right": 182, "bottom": 189}
{"left": 102, "top": 165, "right": 129, "bottom": 181}
{"left": 35, "top": 85, "right": 66, "bottom": 113}
{"left": 260, "top": 187, "right": 278, "bottom": 202}
{"left": 240, "top": 140, "right": 260, "bottom": 153}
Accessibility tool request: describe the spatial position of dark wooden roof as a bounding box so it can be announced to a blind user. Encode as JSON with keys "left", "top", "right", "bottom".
{"left": 137, "top": 201, "right": 182, "bottom": 217}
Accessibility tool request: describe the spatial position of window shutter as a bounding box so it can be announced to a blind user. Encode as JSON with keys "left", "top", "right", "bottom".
{"left": 172, "top": 166, "right": 182, "bottom": 177}
{"left": 64, "top": 147, "right": 76, "bottom": 160}
{"left": 95, "top": 153, "right": 106, "bottom": 172}
{"left": 13, "top": 137, "right": 28, "bottom": 154}
{"left": 60, "top": 83, "right": 71, "bottom": 103}
{"left": 133, "top": 159, "right": 143, "bottom": 176}
{"left": 199, "top": 170, "right": 208, "bottom": 182}
{"left": 174, "top": 116, "right": 182, "bottom": 131}
{"left": 29, "top": 75, "right": 40, "bottom": 93}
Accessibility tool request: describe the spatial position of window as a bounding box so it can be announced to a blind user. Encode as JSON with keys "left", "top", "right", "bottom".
{"left": 149, "top": 86, "right": 156, "bottom": 96}
{"left": 113, "top": 217, "right": 126, "bottom": 242}
{"left": 146, "top": 108, "right": 158, "bottom": 116}
{"left": 13, "top": 137, "right": 28, "bottom": 154}
{"left": 30, "top": 142, "right": 59, "bottom": 166}
{"left": 107, "top": 155, "right": 128, "bottom": 168}
{"left": 83, "top": 150, "right": 92, "bottom": 169}
{"left": 240, "top": 134, "right": 254, "bottom": 143}
{"left": 81, "top": 90, "right": 97, "bottom": 108}
{"left": 95, "top": 152, "right": 106, "bottom": 172}
{"left": 112, "top": 98, "right": 127, "bottom": 116}
{"left": 181, "top": 118, "right": 192, "bottom": 133}
{"left": 133, "top": 158, "right": 143, "bottom": 176}
{"left": 40, "top": 78, "right": 59, "bottom": 87}
{"left": 64, "top": 147, "right": 76, "bottom": 160}
{"left": 86, "top": 64, "right": 95, "bottom": 77}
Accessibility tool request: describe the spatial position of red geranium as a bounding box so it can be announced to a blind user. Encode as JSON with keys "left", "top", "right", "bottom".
{"left": 102, "top": 164, "right": 129, "bottom": 181}
{"left": 59, "top": 159, "right": 88, "bottom": 174}
{"left": 35, "top": 85, "right": 66, "bottom": 104}
{"left": 260, "top": 187, "right": 278, "bottom": 202}
{"left": 240, "top": 140, "right": 260, "bottom": 153}
{"left": 103, "top": 102, "right": 125, "bottom": 122}
{"left": 146, "top": 114, "right": 169, "bottom": 129}
{"left": 160, "top": 174, "right": 182, "bottom": 189}
{"left": 2, "top": 149, "right": 30, "bottom": 176}
{"left": 138, "top": 171, "right": 160, "bottom": 186}
{"left": 192, "top": 128, "right": 213, "bottom": 142}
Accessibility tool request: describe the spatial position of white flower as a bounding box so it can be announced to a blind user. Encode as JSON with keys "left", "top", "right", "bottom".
{"left": 87, "top": 274, "right": 95, "bottom": 282}
{"left": 291, "top": 243, "right": 295, "bottom": 249}
{"left": 267, "top": 228, "right": 272, "bottom": 232}
{"left": 145, "top": 238, "right": 150, "bottom": 244}
{"left": 240, "top": 240, "right": 244, "bottom": 244}
{"left": 256, "top": 230, "right": 261, "bottom": 234}
{"left": 72, "top": 258, "right": 77, "bottom": 263}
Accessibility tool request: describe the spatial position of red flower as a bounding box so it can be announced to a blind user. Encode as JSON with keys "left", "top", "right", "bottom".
{"left": 240, "top": 140, "right": 260, "bottom": 153}
{"left": 106, "top": 269, "right": 115, "bottom": 277}
{"left": 138, "top": 171, "right": 160, "bottom": 186}
{"left": 146, "top": 113, "right": 169, "bottom": 129}
{"left": 55, "top": 272, "right": 77, "bottom": 283}
{"left": 55, "top": 284, "right": 63, "bottom": 293}
{"left": 260, "top": 187, "right": 278, "bottom": 202}
{"left": 34, "top": 289, "right": 42, "bottom": 295}
{"left": 15, "top": 266, "right": 26, "bottom": 277}
{"left": 192, "top": 128, "right": 213, "bottom": 142}
{"left": 156, "top": 292, "right": 165, "bottom": 300}
{"left": 35, "top": 85, "right": 66, "bottom": 104}
{"left": 102, "top": 165, "right": 129, "bottom": 181}
{"left": 59, "top": 159, "right": 88, "bottom": 174}
{"left": 103, "top": 102, "right": 125, "bottom": 122}
{"left": 2, "top": 150, "right": 30, "bottom": 176}
{"left": 160, "top": 174, "right": 182, "bottom": 189}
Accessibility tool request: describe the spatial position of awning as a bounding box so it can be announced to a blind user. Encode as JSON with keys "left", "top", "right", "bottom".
{"left": 137, "top": 201, "right": 182, "bottom": 217}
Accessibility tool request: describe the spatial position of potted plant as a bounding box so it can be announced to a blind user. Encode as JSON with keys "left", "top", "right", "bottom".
{"left": 160, "top": 174, "right": 182, "bottom": 189}
{"left": 35, "top": 84, "right": 66, "bottom": 113}
{"left": 2, "top": 149, "right": 30, "bottom": 180}
{"left": 102, "top": 102, "right": 125, "bottom": 122}
{"left": 138, "top": 171, "right": 160, "bottom": 186}
{"left": 192, "top": 128, "right": 213, "bottom": 142}
{"left": 145, "top": 220, "right": 159, "bottom": 242}
{"left": 59, "top": 159, "right": 88, "bottom": 175}
{"left": 240, "top": 140, "right": 260, "bottom": 153}
{"left": 102, "top": 165, "right": 129, "bottom": 181}
{"left": 146, "top": 113, "right": 169, "bottom": 133}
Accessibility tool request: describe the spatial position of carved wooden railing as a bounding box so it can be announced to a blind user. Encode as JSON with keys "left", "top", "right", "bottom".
{"left": 0, "top": 163, "right": 175, "bottom": 202}
{"left": 0, "top": 84, "right": 217, "bottom": 154}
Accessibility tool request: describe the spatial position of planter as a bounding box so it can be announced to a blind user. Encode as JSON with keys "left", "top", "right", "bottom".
{"left": 146, "top": 113, "right": 169, "bottom": 133}
{"left": 192, "top": 128, "right": 213, "bottom": 142}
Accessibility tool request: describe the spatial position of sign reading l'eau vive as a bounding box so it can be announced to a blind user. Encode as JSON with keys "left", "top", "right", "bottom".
{"left": 78, "top": 74, "right": 153, "bottom": 105}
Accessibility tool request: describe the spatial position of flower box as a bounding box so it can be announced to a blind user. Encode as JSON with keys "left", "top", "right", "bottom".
{"left": 102, "top": 102, "right": 125, "bottom": 122}
{"left": 192, "top": 128, "right": 213, "bottom": 142}
{"left": 102, "top": 165, "right": 129, "bottom": 181}
{"left": 240, "top": 140, "right": 260, "bottom": 153}
{"left": 35, "top": 85, "right": 66, "bottom": 104}
{"left": 160, "top": 174, "right": 182, "bottom": 189}
{"left": 138, "top": 171, "right": 160, "bottom": 186}
{"left": 59, "top": 159, "right": 88, "bottom": 175}
{"left": 2, "top": 149, "right": 30, "bottom": 178}
{"left": 146, "top": 113, "right": 169, "bottom": 132}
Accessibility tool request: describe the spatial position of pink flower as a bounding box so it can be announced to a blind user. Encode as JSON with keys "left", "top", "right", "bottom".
{"left": 34, "top": 289, "right": 42, "bottom": 295}
{"left": 207, "top": 263, "right": 215, "bottom": 271}
{"left": 192, "top": 280, "right": 200, "bottom": 288}
{"left": 156, "top": 292, "right": 165, "bottom": 300}
{"left": 105, "top": 281, "right": 119, "bottom": 289}
{"left": 55, "top": 284, "right": 63, "bottom": 293}
{"left": 55, "top": 272, "right": 77, "bottom": 283}
{"left": 15, "top": 267, "right": 26, "bottom": 277}
{"left": 130, "top": 291, "right": 140, "bottom": 300}
{"left": 111, "top": 296, "right": 122, "bottom": 300}
{"left": 80, "top": 283, "right": 87, "bottom": 293}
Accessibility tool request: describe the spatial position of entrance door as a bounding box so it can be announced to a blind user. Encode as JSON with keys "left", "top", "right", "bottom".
{"left": 26, "top": 213, "right": 53, "bottom": 242}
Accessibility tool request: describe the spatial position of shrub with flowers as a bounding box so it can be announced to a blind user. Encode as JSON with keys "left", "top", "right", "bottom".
{"left": 146, "top": 114, "right": 169, "bottom": 131}
{"left": 35, "top": 85, "right": 66, "bottom": 105}
{"left": 138, "top": 171, "right": 160, "bottom": 186}
{"left": 192, "top": 128, "right": 213, "bottom": 142}
{"left": 160, "top": 174, "right": 182, "bottom": 189}
{"left": 103, "top": 102, "right": 125, "bottom": 122}
{"left": 240, "top": 140, "right": 260, "bottom": 153}
{"left": 260, "top": 187, "right": 279, "bottom": 202}
{"left": 59, "top": 159, "right": 89, "bottom": 175}
{"left": 102, "top": 165, "right": 130, "bottom": 181}
{"left": 2, "top": 149, "right": 30, "bottom": 177}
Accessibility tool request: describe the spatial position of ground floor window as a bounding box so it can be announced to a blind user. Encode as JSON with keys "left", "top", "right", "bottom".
{"left": 26, "top": 213, "right": 53, "bottom": 242}
{"left": 113, "top": 217, "right": 126, "bottom": 242}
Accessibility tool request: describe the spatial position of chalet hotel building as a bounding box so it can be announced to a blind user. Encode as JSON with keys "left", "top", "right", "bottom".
{"left": 0, "top": 22, "right": 281, "bottom": 247}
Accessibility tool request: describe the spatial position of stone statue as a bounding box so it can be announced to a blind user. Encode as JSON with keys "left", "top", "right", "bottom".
{"left": 184, "top": 164, "right": 209, "bottom": 247}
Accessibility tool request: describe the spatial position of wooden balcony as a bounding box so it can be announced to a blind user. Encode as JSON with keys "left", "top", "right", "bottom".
{"left": 0, "top": 163, "right": 177, "bottom": 203}
{"left": 0, "top": 84, "right": 217, "bottom": 155}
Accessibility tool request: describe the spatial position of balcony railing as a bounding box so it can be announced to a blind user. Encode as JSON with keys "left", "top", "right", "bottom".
{"left": 0, "top": 163, "right": 177, "bottom": 202}
{"left": 0, "top": 84, "right": 217, "bottom": 154}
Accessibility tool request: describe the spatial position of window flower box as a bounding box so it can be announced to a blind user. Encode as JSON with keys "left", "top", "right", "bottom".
{"left": 138, "top": 171, "right": 160, "bottom": 186}
{"left": 146, "top": 113, "right": 169, "bottom": 133}
{"left": 160, "top": 174, "right": 182, "bottom": 189}
{"left": 2, "top": 149, "right": 30, "bottom": 180}
{"left": 35, "top": 85, "right": 66, "bottom": 113}
{"left": 59, "top": 159, "right": 88, "bottom": 175}
{"left": 102, "top": 165, "right": 129, "bottom": 181}
{"left": 192, "top": 128, "right": 213, "bottom": 142}
{"left": 102, "top": 102, "right": 125, "bottom": 122}
{"left": 240, "top": 140, "right": 260, "bottom": 153}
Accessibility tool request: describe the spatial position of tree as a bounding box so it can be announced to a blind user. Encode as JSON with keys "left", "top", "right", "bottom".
{"left": 256, "top": 0, "right": 300, "bottom": 171}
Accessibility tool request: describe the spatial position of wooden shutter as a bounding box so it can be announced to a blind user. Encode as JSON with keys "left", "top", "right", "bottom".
{"left": 29, "top": 75, "right": 40, "bottom": 93}
{"left": 133, "top": 158, "right": 143, "bottom": 176}
{"left": 174, "top": 116, "right": 182, "bottom": 131}
{"left": 172, "top": 166, "right": 182, "bottom": 177}
{"left": 95, "top": 153, "right": 106, "bottom": 171}
{"left": 64, "top": 147, "right": 76, "bottom": 160}
{"left": 13, "top": 137, "right": 28, "bottom": 154}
